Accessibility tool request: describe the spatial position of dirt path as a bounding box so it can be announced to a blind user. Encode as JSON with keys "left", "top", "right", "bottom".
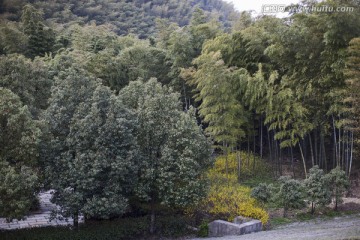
{"left": 192, "top": 214, "right": 360, "bottom": 240}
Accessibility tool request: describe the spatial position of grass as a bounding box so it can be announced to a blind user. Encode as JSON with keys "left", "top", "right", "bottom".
{"left": 269, "top": 217, "right": 293, "bottom": 228}
{"left": 0, "top": 215, "right": 194, "bottom": 240}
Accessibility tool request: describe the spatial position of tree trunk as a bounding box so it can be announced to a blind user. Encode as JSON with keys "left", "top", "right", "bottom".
{"left": 260, "top": 116, "right": 263, "bottom": 158}
{"left": 314, "top": 130, "right": 318, "bottom": 166}
{"left": 73, "top": 211, "right": 79, "bottom": 229}
{"left": 247, "top": 135, "right": 250, "bottom": 169}
{"left": 299, "top": 143, "right": 307, "bottom": 178}
{"left": 321, "top": 132, "right": 327, "bottom": 172}
{"left": 224, "top": 142, "right": 229, "bottom": 185}
{"left": 150, "top": 201, "right": 156, "bottom": 234}
{"left": 253, "top": 131, "right": 256, "bottom": 172}
{"left": 332, "top": 115, "right": 339, "bottom": 167}
{"left": 311, "top": 202, "right": 315, "bottom": 214}
{"left": 291, "top": 146, "right": 295, "bottom": 178}
{"left": 237, "top": 149, "right": 241, "bottom": 182}
{"left": 349, "top": 131, "right": 354, "bottom": 177}
{"left": 283, "top": 206, "right": 288, "bottom": 218}
{"left": 309, "top": 134, "right": 315, "bottom": 167}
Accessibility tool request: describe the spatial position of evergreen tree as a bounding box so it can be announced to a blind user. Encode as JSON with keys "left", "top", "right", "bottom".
{"left": 304, "top": 166, "right": 331, "bottom": 214}
{"left": 325, "top": 167, "right": 349, "bottom": 211}
{"left": 276, "top": 176, "right": 305, "bottom": 217}
{"left": 49, "top": 85, "right": 139, "bottom": 226}
{"left": 120, "top": 79, "right": 212, "bottom": 233}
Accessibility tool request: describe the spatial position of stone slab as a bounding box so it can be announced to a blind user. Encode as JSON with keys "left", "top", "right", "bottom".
{"left": 208, "top": 217, "right": 262, "bottom": 237}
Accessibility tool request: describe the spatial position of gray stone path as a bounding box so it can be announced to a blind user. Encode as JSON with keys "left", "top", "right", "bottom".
{"left": 0, "top": 190, "right": 83, "bottom": 230}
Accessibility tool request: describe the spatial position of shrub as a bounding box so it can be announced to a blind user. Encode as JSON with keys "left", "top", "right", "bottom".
{"left": 325, "top": 166, "right": 350, "bottom": 210}
{"left": 201, "top": 183, "right": 269, "bottom": 224}
{"left": 251, "top": 183, "right": 273, "bottom": 205}
{"left": 197, "top": 221, "right": 209, "bottom": 237}
{"left": 276, "top": 176, "right": 305, "bottom": 217}
{"left": 304, "top": 166, "right": 331, "bottom": 214}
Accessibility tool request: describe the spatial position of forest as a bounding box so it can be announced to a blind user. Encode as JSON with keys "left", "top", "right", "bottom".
{"left": 1, "top": 0, "right": 360, "bottom": 239}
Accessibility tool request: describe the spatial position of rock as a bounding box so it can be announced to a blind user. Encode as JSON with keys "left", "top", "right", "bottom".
{"left": 233, "top": 216, "right": 252, "bottom": 224}
{"left": 208, "top": 218, "right": 262, "bottom": 237}
{"left": 208, "top": 220, "right": 243, "bottom": 237}
{"left": 239, "top": 220, "right": 262, "bottom": 234}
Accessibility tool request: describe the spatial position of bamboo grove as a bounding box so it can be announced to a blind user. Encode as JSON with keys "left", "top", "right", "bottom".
{"left": 182, "top": 0, "right": 360, "bottom": 178}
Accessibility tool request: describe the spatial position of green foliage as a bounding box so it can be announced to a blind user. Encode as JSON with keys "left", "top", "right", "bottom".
{"left": 0, "top": 215, "right": 191, "bottom": 240}
{"left": 21, "top": 4, "right": 55, "bottom": 58}
{"left": 1, "top": 0, "right": 238, "bottom": 39}
{"left": 303, "top": 166, "right": 332, "bottom": 214}
{"left": 276, "top": 176, "right": 305, "bottom": 217}
{"left": 46, "top": 73, "right": 138, "bottom": 220}
{"left": 0, "top": 87, "right": 41, "bottom": 167}
{"left": 120, "top": 79, "right": 212, "bottom": 209}
{"left": 0, "top": 54, "right": 51, "bottom": 117}
{"left": 325, "top": 166, "right": 350, "bottom": 210}
{"left": 251, "top": 183, "right": 273, "bottom": 204}
{"left": 0, "top": 87, "right": 40, "bottom": 221}
{"left": 187, "top": 51, "right": 248, "bottom": 148}
{"left": 0, "top": 161, "right": 38, "bottom": 222}
{"left": 0, "top": 22, "right": 28, "bottom": 55}
{"left": 197, "top": 220, "right": 209, "bottom": 237}
{"left": 212, "top": 152, "right": 271, "bottom": 181}
{"left": 344, "top": 37, "right": 360, "bottom": 132}
{"left": 195, "top": 153, "right": 270, "bottom": 224}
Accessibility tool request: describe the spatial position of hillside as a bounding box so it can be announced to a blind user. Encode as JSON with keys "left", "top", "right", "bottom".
{"left": 0, "top": 0, "right": 239, "bottom": 38}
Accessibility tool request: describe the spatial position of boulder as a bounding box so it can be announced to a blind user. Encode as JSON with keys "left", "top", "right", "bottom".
{"left": 208, "top": 217, "right": 262, "bottom": 237}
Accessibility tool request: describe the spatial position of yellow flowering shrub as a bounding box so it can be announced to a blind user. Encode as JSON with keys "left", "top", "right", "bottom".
{"left": 214, "top": 152, "right": 269, "bottom": 178}
{"left": 203, "top": 184, "right": 269, "bottom": 224}
{"left": 193, "top": 152, "right": 269, "bottom": 225}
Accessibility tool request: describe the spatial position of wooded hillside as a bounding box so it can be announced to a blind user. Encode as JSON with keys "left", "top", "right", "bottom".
{"left": 0, "top": 0, "right": 238, "bottom": 38}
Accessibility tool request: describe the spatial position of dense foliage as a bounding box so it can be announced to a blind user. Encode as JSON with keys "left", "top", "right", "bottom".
{"left": 0, "top": 0, "right": 238, "bottom": 38}
{"left": 0, "top": 88, "right": 40, "bottom": 221}
{"left": 255, "top": 166, "right": 349, "bottom": 217}
{"left": 191, "top": 153, "right": 270, "bottom": 225}
{"left": 0, "top": 0, "right": 359, "bottom": 237}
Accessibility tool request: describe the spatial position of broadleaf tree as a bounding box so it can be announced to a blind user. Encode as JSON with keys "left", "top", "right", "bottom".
{"left": 120, "top": 79, "right": 212, "bottom": 233}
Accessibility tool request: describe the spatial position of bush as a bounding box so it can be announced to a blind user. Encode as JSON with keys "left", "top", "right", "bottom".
{"left": 196, "top": 152, "right": 270, "bottom": 225}
{"left": 200, "top": 181, "right": 269, "bottom": 224}
{"left": 276, "top": 176, "right": 305, "bottom": 217}
{"left": 304, "top": 166, "right": 331, "bottom": 214}
{"left": 251, "top": 183, "right": 273, "bottom": 205}
{"left": 197, "top": 221, "right": 209, "bottom": 237}
{"left": 325, "top": 166, "right": 350, "bottom": 210}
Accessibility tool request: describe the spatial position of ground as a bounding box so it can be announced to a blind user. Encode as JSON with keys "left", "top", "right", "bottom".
{"left": 192, "top": 213, "right": 360, "bottom": 240}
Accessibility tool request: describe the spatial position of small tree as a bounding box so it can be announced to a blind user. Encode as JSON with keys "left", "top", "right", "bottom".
{"left": 251, "top": 183, "right": 273, "bottom": 206}
{"left": 304, "top": 166, "right": 331, "bottom": 214}
{"left": 325, "top": 167, "right": 350, "bottom": 211}
{"left": 276, "top": 176, "right": 305, "bottom": 217}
